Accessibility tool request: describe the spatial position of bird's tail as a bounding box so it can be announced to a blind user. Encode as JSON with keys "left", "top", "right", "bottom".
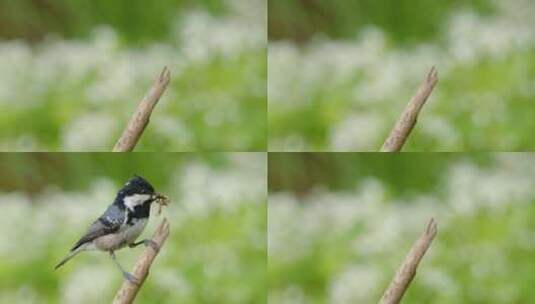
{"left": 54, "top": 247, "right": 83, "bottom": 270}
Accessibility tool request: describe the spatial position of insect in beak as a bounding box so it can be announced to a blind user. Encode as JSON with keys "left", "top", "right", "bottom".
{"left": 152, "top": 193, "right": 170, "bottom": 215}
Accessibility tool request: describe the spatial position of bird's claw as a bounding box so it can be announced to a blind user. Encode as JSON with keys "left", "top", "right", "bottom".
{"left": 145, "top": 239, "right": 160, "bottom": 253}
{"left": 123, "top": 272, "right": 140, "bottom": 285}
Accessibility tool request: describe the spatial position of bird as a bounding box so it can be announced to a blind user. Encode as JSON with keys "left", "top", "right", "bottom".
{"left": 54, "top": 175, "right": 168, "bottom": 284}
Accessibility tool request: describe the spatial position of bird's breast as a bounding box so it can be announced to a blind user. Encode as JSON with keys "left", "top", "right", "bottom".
{"left": 123, "top": 218, "right": 148, "bottom": 244}
{"left": 93, "top": 218, "right": 148, "bottom": 251}
{"left": 93, "top": 233, "right": 126, "bottom": 251}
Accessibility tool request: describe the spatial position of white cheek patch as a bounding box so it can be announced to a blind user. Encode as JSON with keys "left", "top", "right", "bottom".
{"left": 124, "top": 194, "right": 151, "bottom": 211}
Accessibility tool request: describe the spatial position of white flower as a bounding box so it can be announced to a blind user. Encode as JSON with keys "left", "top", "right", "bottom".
{"left": 329, "top": 113, "right": 385, "bottom": 150}
{"left": 178, "top": 10, "right": 264, "bottom": 63}
{"left": 269, "top": 154, "right": 535, "bottom": 299}
{"left": 176, "top": 154, "right": 265, "bottom": 218}
{"left": 62, "top": 113, "right": 117, "bottom": 150}
{"left": 0, "top": 4, "right": 265, "bottom": 149}
{"left": 61, "top": 266, "right": 115, "bottom": 304}
{"left": 328, "top": 266, "right": 381, "bottom": 303}
{"left": 268, "top": 2, "right": 535, "bottom": 150}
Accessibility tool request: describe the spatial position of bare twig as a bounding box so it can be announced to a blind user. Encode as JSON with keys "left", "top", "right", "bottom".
{"left": 379, "top": 218, "right": 438, "bottom": 304}
{"left": 113, "top": 218, "right": 170, "bottom": 304}
{"left": 381, "top": 67, "right": 438, "bottom": 152}
{"left": 111, "top": 83, "right": 170, "bottom": 303}
{"left": 113, "top": 67, "right": 171, "bottom": 152}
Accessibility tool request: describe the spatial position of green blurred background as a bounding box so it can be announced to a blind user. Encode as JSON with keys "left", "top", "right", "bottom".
{"left": 268, "top": 0, "right": 535, "bottom": 151}
{"left": 268, "top": 153, "right": 535, "bottom": 303}
{"left": 0, "top": 0, "right": 266, "bottom": 151}
{"left": 269, "top": 0, "right": 494, "bottom": 45}
{"left": 0, "top": 153, "right": 266, "bottom": 303}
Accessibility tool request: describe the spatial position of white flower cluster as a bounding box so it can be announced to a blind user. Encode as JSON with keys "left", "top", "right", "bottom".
{"left": 268, "top": 0, "right": 535, "bottom": 150}
{"left": 174, "top": 152, "right": 266, "bottom": 221}
{"left": 268, "top": 154, "right": 535, "bottom": 303}
{"left": 0, "top": 0, "right": 265, "bottom": 150}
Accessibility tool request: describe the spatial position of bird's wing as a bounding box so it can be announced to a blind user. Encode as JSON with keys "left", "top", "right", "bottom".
{"left": 70, "top": 204, "right": 126, "bottom": 251}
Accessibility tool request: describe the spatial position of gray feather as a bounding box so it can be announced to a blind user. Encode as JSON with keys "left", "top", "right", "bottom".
{"left": 70, "top": 204, "right": 126, "bottom": 251}
{"left": 54, "top": 244, "right": 85, "bottom": 269}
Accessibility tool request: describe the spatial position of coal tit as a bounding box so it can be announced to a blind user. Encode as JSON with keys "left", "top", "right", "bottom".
{"left": 55, "top": 175, "right": 167, "bottom": 284}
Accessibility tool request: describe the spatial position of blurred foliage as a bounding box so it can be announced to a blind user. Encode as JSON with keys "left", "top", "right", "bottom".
{"left": 268, "top": 0, "right": 535, "bottom": 151}
{"left": 151, "top": 204, "right": 266, "bottom": 303}
{"left": 0, "top": 153, "right": 227, "bottom": 193}
{"left": 0, "top": 0, "right": 227, "bottom": 45}
{"left": 0, "top": 153, "right": 266, "bottom": 303}
{"left": 269, "top": 51, "right": 535, "bottom": 151}
{"left": 0, "top": 51, "right": 267, "bottom": 151}
{"left": 268, "top": 153, "right": 494, "bottom": 198}
{"left": 0, "top": 0, "right": 266, "bottom": 151}
{"left": 268, "top": 153, "right": 535, "bottom": 303}
{"left": 268, "top": 0, "right": 494, "bottom": 45}
{"left": 403, "top": 203, "right": 535, "bottom": 303}
{"left": 410, "top": 51, "right": 535, "bottom": 150}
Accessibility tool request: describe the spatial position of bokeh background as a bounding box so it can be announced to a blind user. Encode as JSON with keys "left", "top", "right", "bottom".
{"left": 268, "top": 0, "right": 535, "bottom": 151}
{"left": 268, "top": 153, "right": 535, "bottom": 303}
{"left": 0, "top": 0, "right": 266, "bottom": 151}
{"left": 0, "top": 153, "right": 266, "bottom": 303}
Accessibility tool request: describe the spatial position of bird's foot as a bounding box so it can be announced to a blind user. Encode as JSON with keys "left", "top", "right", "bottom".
{"left": 144, "top": 239, "right": 160, "bottom": 253}
{"left": 123, "top": 271, "right": 140, "bottom": 285}
{"left": 129, "top": 239, "right": 159, "bottom": 253}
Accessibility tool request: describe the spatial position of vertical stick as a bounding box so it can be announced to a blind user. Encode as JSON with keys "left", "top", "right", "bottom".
{"left": 379, "top": 218, "right": 438, "bottom": 304}
{"left": 111, "top": 73, "right": 170, "bottom": 303}
{"left": 113, "top": 218, "right": 170, "bottom": 304}
{"left": 113, "top": 67, "right": 171, "bottom": 152}
{"left": 381, "top": 67, "right": 438, "bottom": 152}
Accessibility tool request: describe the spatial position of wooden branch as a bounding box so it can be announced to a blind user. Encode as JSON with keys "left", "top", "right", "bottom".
{"left": 113, "top": 66, "right": 171, "bottom": 152}
{"left": 379, "top": 218, "right": 437, "bottom": 304}
{"left": 113, "top": 218, "right": 170, "bottom": 304}
{"left": 380, "top": 67, "right": 438, "bottom": 152}
{"left": 111, "top": 76, "right": 170, "bottom": 303}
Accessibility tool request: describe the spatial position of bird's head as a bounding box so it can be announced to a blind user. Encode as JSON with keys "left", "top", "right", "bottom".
{"left": 115, "top": 175, "right": 158, "bottom": 211}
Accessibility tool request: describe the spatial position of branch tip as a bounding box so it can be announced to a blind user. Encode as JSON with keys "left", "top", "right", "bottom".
{"left": 379, "top": 217, "right": 437, "bottom": 304}
{"left": 159, "top": 66, "right": 171, "bottom": 83}
{"left": 380, "top": 66, "right": 439, "bottom": 152}
{"left": 426, "top": 218, "right": 438, "bottom": 236}
{"left": 427, "top": 66, "right": 438, "bottom": 84}
{"left": 113, "top": 66, "right": 171, "bottom": 152}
